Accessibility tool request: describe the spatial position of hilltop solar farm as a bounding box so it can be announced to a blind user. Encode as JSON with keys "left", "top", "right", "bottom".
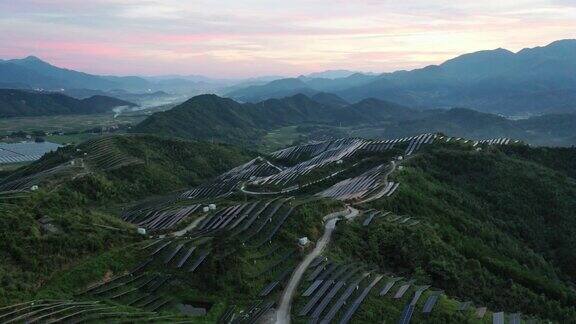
{"left": 0, "top": 141, "right": 61, "bottom": 165}
{"left": 0, "top": 134, "right": 543, "bottom": 323}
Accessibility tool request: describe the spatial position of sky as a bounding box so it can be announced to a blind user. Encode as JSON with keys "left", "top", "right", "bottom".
{"left": 1, "top": 0, "right": 575, "bottom": 78}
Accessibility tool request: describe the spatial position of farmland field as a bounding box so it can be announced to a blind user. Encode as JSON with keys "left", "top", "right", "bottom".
{"left": 0, "top": 113, "right": 144, "bottom": 134}
{"left": 0, "top": 104, "right": 176, "bottom": 135}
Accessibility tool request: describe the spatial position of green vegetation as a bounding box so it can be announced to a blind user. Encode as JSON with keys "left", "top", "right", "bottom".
{"left": 325, "top": 143, "right": 576, "bottom": 321}
{"left": 0, "top": 134, "right": 253, "bottom": 305}
{"left": 0, "top": 113, "right": 141, "bottom": 135}
{"left": 46, "top": 132, "right": 101, "bottom": 145}
{"left": 259, "top": 126, "right": 303, "bottom": 152}
{"left": 2, "top": 132, "right": 576, "bottom": 322}
{"left": 132, "top": 94, "right": 409, "bottom": 146}
{"left": 134, "top": 93, "right": 576, "bottom": 148}
{"left": 0, "top": 89, "right": 136, "bottom": 118}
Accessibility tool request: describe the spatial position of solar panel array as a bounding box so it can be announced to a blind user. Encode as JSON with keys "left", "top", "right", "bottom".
{"left": 0, "top": 299, "right": 193, "bottom": 323}
{"left": 435, "top": 136, "right": 521, "bottom": 147}
{"left": 316, "top": 164, "right": 393, "bottom": 201}
{"left": 270, "top": 138, "right": 363, "bottom": 161}
{"left": 296, "top": 248, "right": 530, "bottom": 324}
{"left": 397, "top": 285, "right": 431, "bottom": 324}
{"left": 137, "top": 238, "right": 211, "bottom": 274}
{"left": 404, "top": 133, "right": 435, "bottom": 156}
{"left": 229, "top": 300, "right": 275, "bottom": 324}
{"left": 251, "top": 134, "right": 434, "bottom": 190}
{"left": 181, "top": 157, "right": 281, "bottom": 199}
{"left": 178, "top": 133, "right": 441, "bottom": 198}
{"left": 80, "top": 137, "right": 143, "bottom": 171}
{"left": 0, "top": 141, "right": 61, "bottom": 164}
{"left": 254, "top": 139, "right": 366, "bottom": 187}
{"left": 476, "top": 138, "right": 514, "bottom": 146}
{"left": 0, "top": 136, "right": 150, "bottom": 193}
{"left": 0, "top": 161, "right": 81, "bottom": 192}
{"left": 122, "top": 203, "right": 201, "bottom": 231}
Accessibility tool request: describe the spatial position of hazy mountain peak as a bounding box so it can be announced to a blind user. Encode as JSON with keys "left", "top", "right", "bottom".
{"left": 22, "top": 55, "right": 44, "bottom": 62}
{"left": 12, "top": 55, "right": 53, "bottom": 68}
{"left": 311, "top": 92, "right": 349, "bottom": 107}
{"left": 441, "top": 47, "right": 514, "bottom": 67}
{"left": 304, "top": 70, "right": 362, "bottom": 79}
{"left": 544, "top": 39, "right": 576, "bottom": 48}
{"left": 268, "top": 78, "right": 307, "bottom": 86}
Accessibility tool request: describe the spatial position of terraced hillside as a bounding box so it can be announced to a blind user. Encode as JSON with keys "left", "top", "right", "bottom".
{"left": 0, "top": 135, "right": 252, "bottom": 304}
{"left": 1, "top": 133, "right": 575, "bottom": 323}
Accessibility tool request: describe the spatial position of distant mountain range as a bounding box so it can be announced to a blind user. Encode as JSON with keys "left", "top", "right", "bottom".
{"left": 3, "top": 39, "right": 576, "bottom": 121}
{"left": 0, "top": 56, "right": 150, "bottom": 92}
{"left": 0, "top": 89, "right": 136, "bottom": 118}
{"left": 134, "top": 93, "right": 576, "bottom": 147}
{"left": 303, "top": 70, "right": 370, "bottom": 79}
{"left": 227, "top": 40, "right": 576, "bottom": 116}
{"left": 0, "top": 56, "right": 245, "bottom": 96}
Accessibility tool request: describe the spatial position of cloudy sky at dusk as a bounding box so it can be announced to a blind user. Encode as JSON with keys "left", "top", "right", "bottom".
{"left": 1, "top": 0, "right": 575, "bottom": 78}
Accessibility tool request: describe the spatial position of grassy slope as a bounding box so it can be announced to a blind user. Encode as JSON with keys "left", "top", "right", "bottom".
{"left": 331, "top": 144, "right": 576, "bottom": 321}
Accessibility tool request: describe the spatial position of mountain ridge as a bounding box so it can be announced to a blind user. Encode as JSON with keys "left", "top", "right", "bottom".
{"left": 227, "top": 39, "right": 576, "bottom": 115}
{"left": 134, "top": 93, "right": 576, "bottom": 147}
{"left": 0, "top": 89, "right": 137, "bottom": 118}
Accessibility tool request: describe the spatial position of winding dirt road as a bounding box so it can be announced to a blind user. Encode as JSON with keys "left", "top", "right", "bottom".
{"left": 274, "top": 206, "right": 359, "bottom": 324}
{"left": 171, "top": 214, "right": 207, "bottom": 237}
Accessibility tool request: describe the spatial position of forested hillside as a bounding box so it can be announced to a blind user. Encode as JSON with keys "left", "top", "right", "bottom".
{"left": 133, "top": 94, "right": 408, "bottom": 145}
{"left": 333, "top": 143, "right": 576, "bottom": 321}
{"left": 0, "top": 89, "right": 136, "bottom": 117}
{"left": 0, "top": 135, "right": 253, "bottom": 303}
{"left": 134, "top": 93, "right": 576, "bottom": 147}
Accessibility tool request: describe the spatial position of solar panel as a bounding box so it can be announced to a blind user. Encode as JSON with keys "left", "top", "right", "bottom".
{"left": 509, "top": 313, "right": 522, "bottom": 324}
{"left": 188, "top": 251, "right": 210, "bottom": 272}
{"left": 422, "top": 294, "right": 439, "bottom": 314}
{"left": 337, "top": 275, "right": 383, "bottom": 324}
{"left": 475, "top": 307, "right": 487, "bottom": 318}
{"left": 393, "top": 283, "right": 412, "bottom": 299}
{"left": 302, "top": 280, "right": 323, "bottom": 297}
{"left": 310, "top": 281, "right": 346, "bottom": 319}
{"left": 397, "top": 304, "right": 415, "bottom": 324}
{"left": 493, "top": 312, "right": 505, "bottom": 324}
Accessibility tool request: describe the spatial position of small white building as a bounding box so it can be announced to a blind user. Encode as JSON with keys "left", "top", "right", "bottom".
{"left": 208, "top": 204, "right": 216, "bottom": 210}
{"left": 298, "top": 237, "right": 310, "bottom": 246}
{"left": 137, "top": 228, "right": 147, "bottom": 235}
{"left": 202, "top": 206, "right": 210, "bottom": 213}
{"left": 31, "top": 185, "right": 39, "bottom": 191}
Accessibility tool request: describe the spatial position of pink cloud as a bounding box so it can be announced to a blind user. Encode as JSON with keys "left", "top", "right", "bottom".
{"left": 1, "top": 1, "right": 576, "bottom": 77}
